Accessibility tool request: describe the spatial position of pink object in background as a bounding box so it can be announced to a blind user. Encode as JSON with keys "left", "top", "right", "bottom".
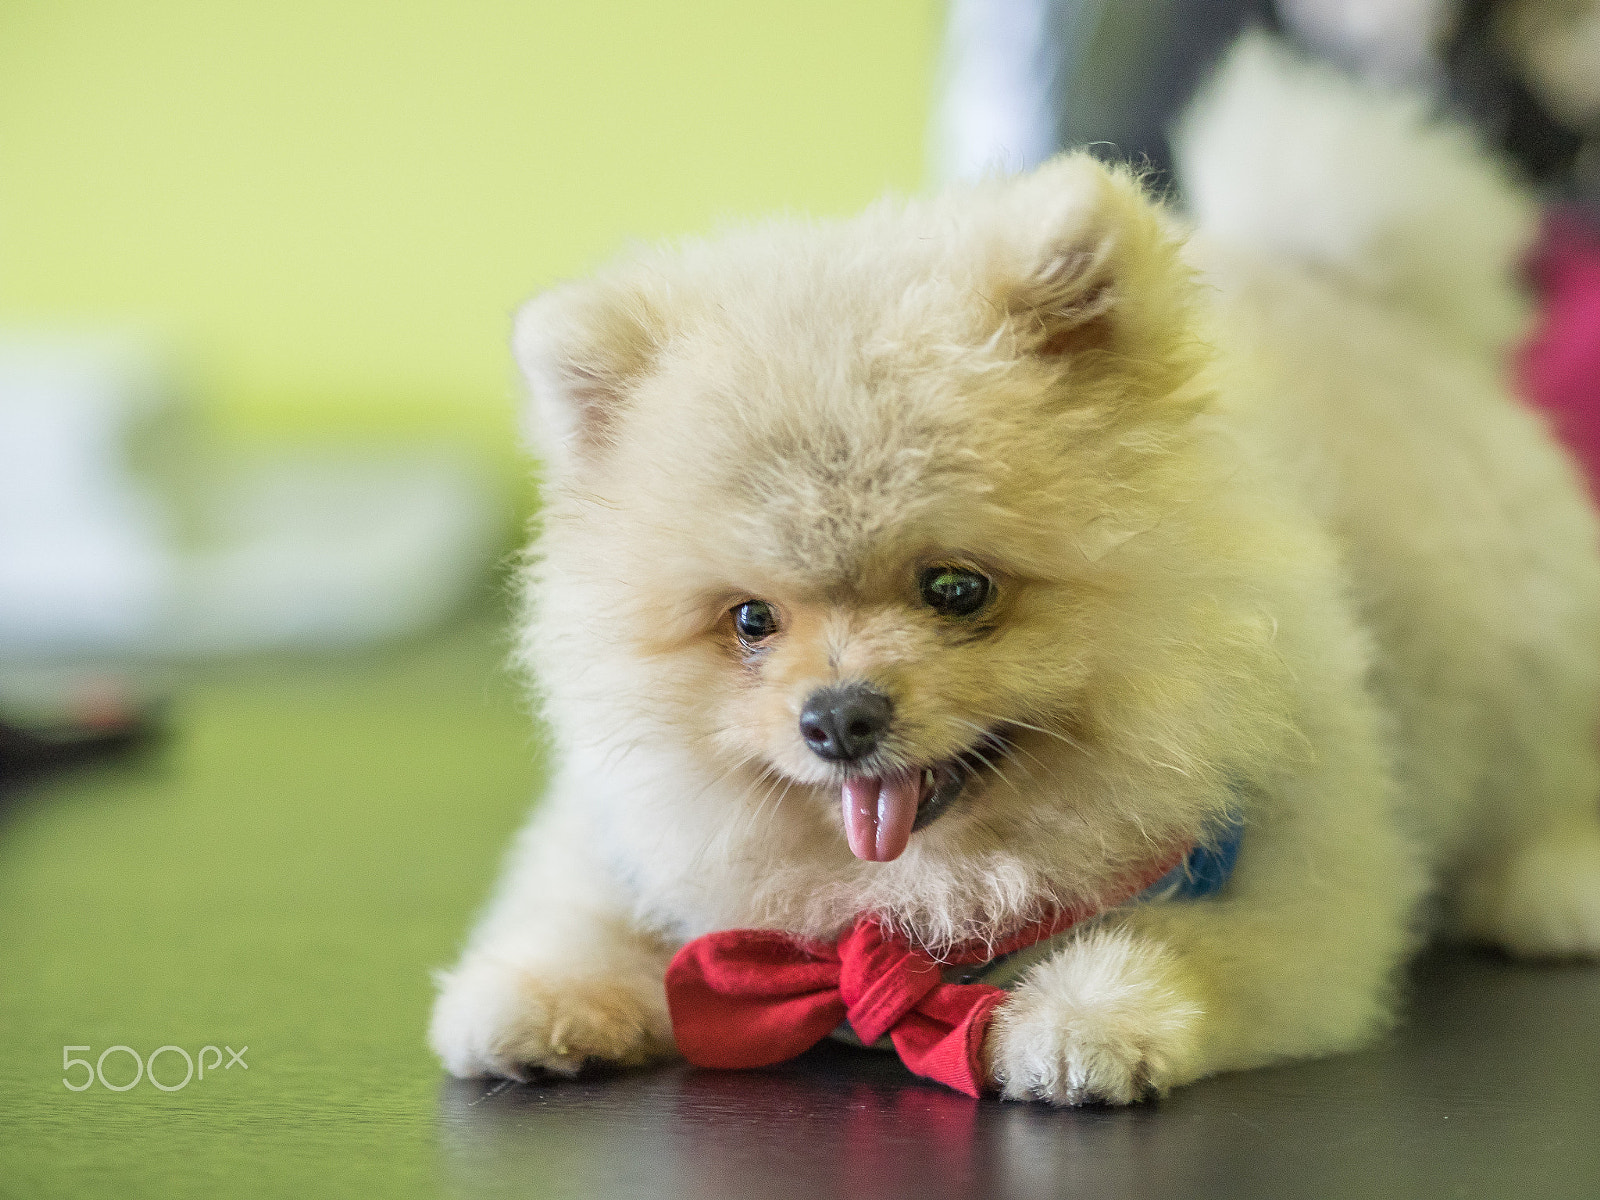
{"left": 1520, "top": 211, "right": 1600, "bottom": 494}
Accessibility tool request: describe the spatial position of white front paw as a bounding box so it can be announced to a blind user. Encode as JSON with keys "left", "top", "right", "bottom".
{"left": 429, "top": 952, "right": 673, "bottom": 1081}
{"left": 985, "top": 927, "right": 1203, "bottom": 1105}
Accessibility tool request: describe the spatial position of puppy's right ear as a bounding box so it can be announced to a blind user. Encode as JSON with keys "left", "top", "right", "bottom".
{"left": 984, "top": 154, "right": 1189, "bottom": 369}
{"left": 512, "top": 279, "right": 664, "bottom": 470}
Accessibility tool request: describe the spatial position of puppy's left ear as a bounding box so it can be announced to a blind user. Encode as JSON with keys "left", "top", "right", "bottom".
{"left": 512, "top": 275, "right": 666, "bottom": 471}
{"left": 986, "top": 154, "right": 1193, "bottom": 367}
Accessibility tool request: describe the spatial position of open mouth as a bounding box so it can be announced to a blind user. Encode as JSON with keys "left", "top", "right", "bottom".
{"left": 839, "top": 727, "right": 1011, "bottom": 863}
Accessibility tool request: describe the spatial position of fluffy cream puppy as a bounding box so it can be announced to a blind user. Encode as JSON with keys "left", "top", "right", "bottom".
{"left": 430, "top": 37, "right": 1600, "bottom": 1104}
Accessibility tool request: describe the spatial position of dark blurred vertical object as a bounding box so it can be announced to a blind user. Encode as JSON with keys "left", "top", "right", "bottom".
{"left": 1040, "top": 0, "right": 1278, "bottom": 182}
{"left": 936, "top": 0, "right": 1599, "bottom": 214}
{"left": 936, "top": 0, "right": 1600, "bottom": 503}
{"left": 936, "top": 0, "right": 1277, "bottom": 184}
{"left": 1445, "top": 0, "right": 1596, "bottom": 205}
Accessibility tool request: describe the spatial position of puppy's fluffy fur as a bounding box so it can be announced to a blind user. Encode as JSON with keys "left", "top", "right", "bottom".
{"left": 431, "top": 37, "right": 1600, "bottom": 1104}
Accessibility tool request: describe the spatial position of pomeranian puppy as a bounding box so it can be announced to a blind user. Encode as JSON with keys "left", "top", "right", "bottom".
{"left": 430, "top": 37, "right": 1600, "bottom": 1104}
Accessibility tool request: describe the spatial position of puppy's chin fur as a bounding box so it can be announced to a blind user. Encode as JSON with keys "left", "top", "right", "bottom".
{"left": 433, "top": 36, "right": 1600, "bottom": 1101}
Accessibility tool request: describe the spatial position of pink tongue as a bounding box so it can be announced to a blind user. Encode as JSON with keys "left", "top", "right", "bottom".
{"left": 842, "top": 770, "right": 921, "bottom": 862}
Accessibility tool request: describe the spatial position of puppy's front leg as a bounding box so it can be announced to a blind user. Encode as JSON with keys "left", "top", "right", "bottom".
{"left": 987, "top": 753, "right": 1421, "bottom": 1104}
{"left": 429, "top": 799, "right": 676, "bottom": 1080}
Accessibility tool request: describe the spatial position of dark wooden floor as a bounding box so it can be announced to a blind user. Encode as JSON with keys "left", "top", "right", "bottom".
{"left": 5, "top": 620, "right": 1597, "bottom": 1198}
{"left": 440, "top": 950, "right": 1600, "bottom": 1200}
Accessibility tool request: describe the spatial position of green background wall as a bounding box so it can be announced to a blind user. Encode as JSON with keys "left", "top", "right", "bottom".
{"left": 1, "top": 1, "right": 940, "bottom": 458}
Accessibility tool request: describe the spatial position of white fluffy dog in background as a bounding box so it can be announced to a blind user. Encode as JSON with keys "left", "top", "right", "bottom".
{"left": 430, "top": 35, "right": 1600, "bottom": 1104}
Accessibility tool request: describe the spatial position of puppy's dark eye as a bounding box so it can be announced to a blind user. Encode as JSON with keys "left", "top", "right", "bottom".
{"left": 733, "top": 600, "right": 779, "bottom": 643}
{"left": 919, "top": 567, "right": 991, "bottom": 617}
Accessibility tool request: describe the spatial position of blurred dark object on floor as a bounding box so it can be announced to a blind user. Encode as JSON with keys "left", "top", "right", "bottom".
{"left": 0, "top": 677, "right": 164, "bottom": 791}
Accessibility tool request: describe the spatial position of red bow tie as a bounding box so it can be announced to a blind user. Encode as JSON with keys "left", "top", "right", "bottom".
{"left": 665, "top": 849, "right": 1187, "bottom": 1097}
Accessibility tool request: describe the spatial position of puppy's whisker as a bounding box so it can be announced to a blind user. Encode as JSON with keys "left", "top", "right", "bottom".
{"left": 971, "top": 748, "right": 1022, "bottom": 795}
{"left": 590, "top": 732, "right": 654, "bottom": 774}
{"left": 760, "top": 778, "right": 798, "bottom": 841}
{"left": 955, "top": 713, "right": 1074, "bottom": 794}
{"left": 743, "top": 772, "right": 788, "bottom": 840}
{"left": 996, "top": 736, "right": 1053, "bottom": 779}
{"left": 939, "top": 722, "right": 1018, "bottom": 797}
{"left": 683, "top": 758, "right": 777, "bottom": 875}
{"left": 968, "top": 708, "right": 1091, "bottom": 756}
{"left": 947, "top": 715, "right": 990, "bottom": 736}
{"left": 939, "top": 715, "right": 1029, "bottom": 797}
{"left": 946, "top": 714, "right": 1004, "bottom": 749}
{"left": 682, "top": 751, "right": 764, "bottom": 812}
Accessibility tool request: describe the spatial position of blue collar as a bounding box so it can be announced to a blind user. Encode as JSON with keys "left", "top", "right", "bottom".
{"left": 1148, "top": 809, "right": 1246, "bottom": 900}
{"left": 939, "top": 811, "right": 1247, "bottom": 994}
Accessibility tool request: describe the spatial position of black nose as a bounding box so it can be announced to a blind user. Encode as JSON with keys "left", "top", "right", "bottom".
{"left": 799, "top": 684, "right": 893, "bottom": 763}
